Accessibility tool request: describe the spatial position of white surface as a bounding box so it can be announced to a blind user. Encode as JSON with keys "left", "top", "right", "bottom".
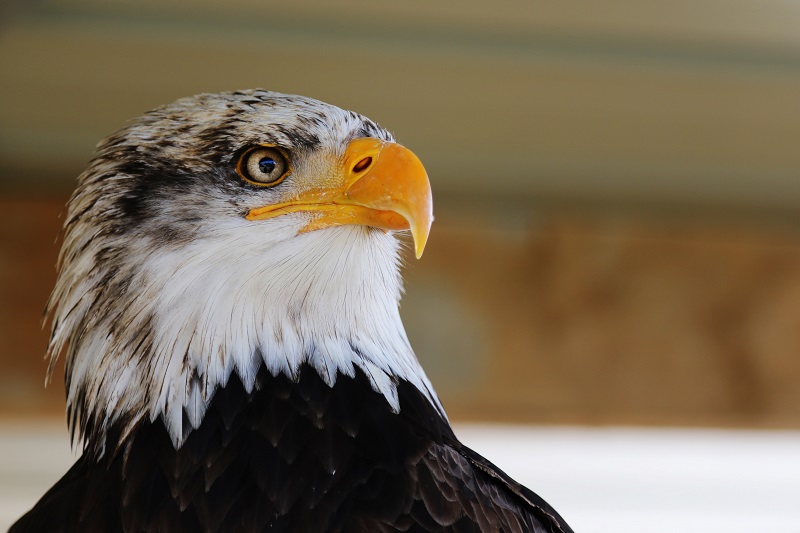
{"left": 1, "top": 422, "right": 799, "bottom": 532}
{"left": 457, "top": 425, "right": 800, "bottom": 533}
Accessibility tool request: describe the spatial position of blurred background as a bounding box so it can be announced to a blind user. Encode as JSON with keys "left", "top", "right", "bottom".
{"left": 2, "top": 0, "right": 800, "bottom": 531}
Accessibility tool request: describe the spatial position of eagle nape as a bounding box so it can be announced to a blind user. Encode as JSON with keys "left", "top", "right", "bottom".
{"left": 12, "top": 90, "right": 573, "bottom": 533}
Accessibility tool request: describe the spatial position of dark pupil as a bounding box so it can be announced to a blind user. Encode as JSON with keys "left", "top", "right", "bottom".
{"left": 258, "top": 157, "right": 276, "bottom": 174}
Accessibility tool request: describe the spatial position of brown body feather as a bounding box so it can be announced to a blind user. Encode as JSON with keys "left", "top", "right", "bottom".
{"left": 13, "top": 364, "right": 571, "bottom": 532}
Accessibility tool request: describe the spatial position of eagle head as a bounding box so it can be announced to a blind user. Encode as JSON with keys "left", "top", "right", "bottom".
{"left": 46, "top": 90, "right": 439, "bottom": 450}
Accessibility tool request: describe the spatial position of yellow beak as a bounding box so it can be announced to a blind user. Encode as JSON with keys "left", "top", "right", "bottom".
{"left": 246, "top": 138, "right": 433, "bottom": 258}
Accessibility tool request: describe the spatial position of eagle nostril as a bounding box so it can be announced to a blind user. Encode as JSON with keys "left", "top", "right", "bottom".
{"left": 352, "top": 157, "right": 372, "bottom": 173}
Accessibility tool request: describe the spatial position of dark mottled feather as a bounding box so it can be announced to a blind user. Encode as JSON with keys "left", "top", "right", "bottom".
{"left": 13, "top": 364, "right": 572, "bottom": 533}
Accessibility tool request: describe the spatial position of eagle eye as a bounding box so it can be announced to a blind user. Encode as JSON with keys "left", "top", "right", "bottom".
{"left": 237, "top": 146, "right": 290, "bottom": 186}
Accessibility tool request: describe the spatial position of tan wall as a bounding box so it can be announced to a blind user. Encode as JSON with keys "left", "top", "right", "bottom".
{"left": 408, "top": 207, "right": 800, "bottom": 427}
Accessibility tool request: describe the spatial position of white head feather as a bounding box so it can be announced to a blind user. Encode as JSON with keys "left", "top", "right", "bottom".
{"left": 46, "top": 90, "right": 443, "bottom": 450}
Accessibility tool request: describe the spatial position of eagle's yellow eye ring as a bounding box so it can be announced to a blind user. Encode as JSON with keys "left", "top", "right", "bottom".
{"left": 236, "top": 145, "right": 291, "bottom": 187}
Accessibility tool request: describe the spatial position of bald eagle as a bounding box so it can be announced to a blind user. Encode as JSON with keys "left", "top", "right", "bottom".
{"left": 12, "top": 90, "right": 573, "bottom": 532}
